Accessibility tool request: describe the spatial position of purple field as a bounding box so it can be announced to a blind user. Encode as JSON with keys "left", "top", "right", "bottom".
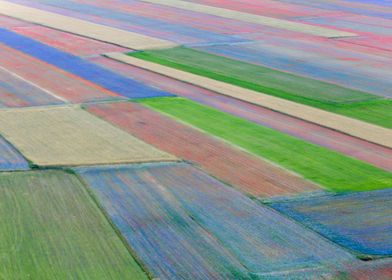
{"left": 76, "top": 162, "right": 355, "bottom": 279}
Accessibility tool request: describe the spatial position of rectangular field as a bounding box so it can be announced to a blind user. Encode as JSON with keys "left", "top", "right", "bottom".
{"left": 76, "top": 162, "right": 353, "bottom": 279}
{"left": 0, "top": 170, "right": 148, "bottom": 279}
{"left": 0, "top": 44, "right": 124, "bottom": 103}
{"left": 270, "top": 188, "right": 392, "bottom": 257}
{"left": 0, "top": 106, "right": 176, "bottom": 167}
{"left": 0, "top": 66, "right": 64, "bottom": 107}
{"left": 139, "top": 97, "right": 392, "bottom": 192}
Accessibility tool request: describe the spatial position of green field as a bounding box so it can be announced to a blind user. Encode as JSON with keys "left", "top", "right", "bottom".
{"left": 139, "top": 97, "right": 392, "bottom": 192}
{"left": 319, "top": 99, "right": 392, "bottom": 128}
{"left": 129, "top": 47, "right": 392, "bottom": 128}
{"left": 0, "top": 170, "right": 148, "bottom": 280}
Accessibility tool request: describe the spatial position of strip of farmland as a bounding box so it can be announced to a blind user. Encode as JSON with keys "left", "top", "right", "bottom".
{"left": 0, "top": 44, "right": 124, "bottom": 103}
{"left": 0, "top": 66, "right": 64, "bottom": 107}
{"left": 270, "top": 188, "right": 392, "bottom": 257}
{"left": 0, "top": 29, "right": 174, "bottom": 99}
{"left": 0, "top": 106, "right": 176, "bottom": 167}
{"left": 0, "top": 170, "right": 148, "bottom": 279}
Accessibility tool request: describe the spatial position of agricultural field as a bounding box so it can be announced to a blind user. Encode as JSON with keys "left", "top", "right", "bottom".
{"left": 0, "top": 106, "right": 175, "bottom": 166}
{"left": 0, "top": 170, "right": 148, "bottom": 279}
{"left": 0, "top": 0, "right": 391, "bottom": 279}
{"left": 271, "top": 188, "right": 392, "bottom": 258}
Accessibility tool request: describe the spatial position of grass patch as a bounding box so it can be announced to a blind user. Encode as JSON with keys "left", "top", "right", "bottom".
{"left": 129, "top": 47, "right": 391, "bottom": 128}
{"left": 319, "top": 99, "right": 392, "bottom": 128}
{"left": 139, "top": 97, "right": 392, "bottom": 192}
{"left": 0, "top": 170, "right": 148, "bottom": 279}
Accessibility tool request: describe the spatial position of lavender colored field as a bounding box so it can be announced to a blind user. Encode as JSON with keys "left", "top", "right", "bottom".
{"left": 76, "top": 163, "right": 249, "bottom": 280}
{"left": 11, "top": 25, "right": 128, "bottom": 56}
{"left": 187, "top": 0, "right": 330, "bottom": 18}
{"left": 0, "top": 66, "right": 64, "bottom": 107}
{"left": 8, "top": 0, "right": 248, "bottom": 45}
{"left": 196, "top": 41, "right": 391, "bottom": 98}
{"left": 0, "top": 136, "right": 28, "bottom": 171}
{"left": 271, "top": 188, "right": 392, "bottom": 257}
{"left": 282, "top": 258, "right": 392, "bottom": 280}
{"left": 0, "top": 44, "right": 124, "bottom": 103}
{"left": 76, "top": 162, "right": 354, "bottom": 279}
{"left": 276, "top": 0, "right": 392, "bottom": 19}
{"left": 0, "top": 29, "right": 174, "bottom": 99}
